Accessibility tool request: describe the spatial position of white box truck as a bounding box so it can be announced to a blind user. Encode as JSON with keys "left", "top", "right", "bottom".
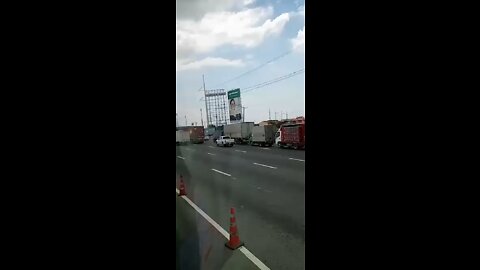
{"left": 223, "top": 122, "right": 254, "bottom": 144}
{"left": 250, "top": 125, "right": 276, "bottom": 147}
{"left": 176, "top": 130, "right": 190, "bottom": 145}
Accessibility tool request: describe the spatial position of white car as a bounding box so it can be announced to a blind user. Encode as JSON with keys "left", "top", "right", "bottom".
{"left": 216, "top": 136, "right": 234, "bottom": 147}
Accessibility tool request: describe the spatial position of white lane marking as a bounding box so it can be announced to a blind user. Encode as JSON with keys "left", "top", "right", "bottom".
{"left": 176, "top": 156, "right": 185, "bottom": 160}
{"left": 239, "top": 247, "right": 271, "bottom": 270}
{"left": 261, "top": 148, "right": 271, "bottom": 150}
{"left": 253, "top": 162, "right": 277, "bottom": 169}
{"left": 177, "top": 190, "right": 229, "bottom": 238}
{"left": 235, "top": 150, "right": 247, "bottom": 153}
{"left": 288, "top": 158, "right": 305, "bottom": 162}
{"left": 207, "top": 152, "right": 216, "bottom": 156}
{"left": 175, "top": 189, "right": 270, "bottom": 270}
{"left": 211, "top": 169, "right": 232, "bottom": 177}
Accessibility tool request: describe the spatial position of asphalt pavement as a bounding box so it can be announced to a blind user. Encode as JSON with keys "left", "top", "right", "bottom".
{"left": 176, "top": 191, "right": 259, "bottom": 270}
{"left": 176, "top": 141, "right": 305, "bottom": 270}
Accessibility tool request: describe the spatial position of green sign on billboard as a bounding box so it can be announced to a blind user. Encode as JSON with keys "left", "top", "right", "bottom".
{"left": 228, "top": 88, "right": 240, "bottom": 99}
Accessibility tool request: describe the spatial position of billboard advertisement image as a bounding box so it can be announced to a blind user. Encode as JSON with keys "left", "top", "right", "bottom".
{"left": 228, "top": 88, "right": 242, "bottom": 122}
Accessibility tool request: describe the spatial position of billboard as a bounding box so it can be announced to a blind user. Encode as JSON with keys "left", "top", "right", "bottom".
{"left": 228, "top": 88, "right": 242, "bottom": 122}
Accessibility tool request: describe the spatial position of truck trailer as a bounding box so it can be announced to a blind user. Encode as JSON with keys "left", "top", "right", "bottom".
{"left": 224, "top": 122, "right": 254, "bottom": 144}
{"left": 176, "top": 130, "right": 190, "bottom": 145}
{"left": 177, "top": 126, "right": 205, "bottom": 144}
{"left": 250, "top": 125, "right": 276, "bottom": 147}
{"left": 275, "top": 123, "right": 305, "bottom": 149}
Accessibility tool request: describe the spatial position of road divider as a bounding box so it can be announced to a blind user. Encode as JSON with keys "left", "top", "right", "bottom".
{"left": 288, "top": 158, "right": 305, "bottom": 162}
{"left": 253, "top": 162, "right": 277, "bottom": 169}
{"left": 211, "top": 169, "right": 232, "bottom": 177}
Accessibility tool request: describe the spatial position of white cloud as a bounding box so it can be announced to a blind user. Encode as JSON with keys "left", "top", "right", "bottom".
{"left": 176, "top": 0, "right": 242, "bottom": 20}
{"left": 291, "top": 26, "right": 304, "bottom": 53}
{"left": 176, "top": 57, "right": 245, "bottom": 71}
{"left": 290, "top": 4, "right": 304, "bottom": 17}
{"left": 298, "top": 5, "right": 304, "bottom": 16}
{"left": 243, "top": 0, "right": 255, "bottom": 6}
{"left": 176, "top": 6, "right": 290, "bottom": 69}
{"left": 177, "top": 7, "right": 289, "bottom": 56}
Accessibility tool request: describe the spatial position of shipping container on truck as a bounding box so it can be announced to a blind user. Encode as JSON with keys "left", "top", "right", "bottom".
{"left": 275, "top": 123, "right": 305, "bottom": 149}
{"left": 250, "top": 125, "right": 276, "bottom": 147}
{"left": 224, "top": 122, "right": 254, "bottom": 144}
{"left": 177, "top": 126, "right": 205, "bottom": 144}
{"left": 176, "top": 130, "right": 190, "bottom": 145}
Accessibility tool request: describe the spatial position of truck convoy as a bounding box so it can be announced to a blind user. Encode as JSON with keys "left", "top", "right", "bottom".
{"left": 176, "top": 130, "right": 190, "bottom": 145}
{"left": 275, "top": 122, "right": 305, "bottom": 149}
{"left": 177, "top": 126, "right": 205, "bottom": 144}
{"left": 250, "top": 125, "right": 276, "bottom": 147}
{"left": 224, "top": 122, "right": 254, "bottom": 144}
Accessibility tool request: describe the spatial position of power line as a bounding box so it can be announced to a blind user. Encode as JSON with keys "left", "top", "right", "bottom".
{"left": 242, "top": 68, "right": 305, "bottom": 94}
{"left": 210, "top": 50, "right": 293, "bottom": 88}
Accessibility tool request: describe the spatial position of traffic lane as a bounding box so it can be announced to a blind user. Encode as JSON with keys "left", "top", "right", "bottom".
{"left": 195, "top": 144, "right": 305, "bottom": 194}
{"left": 177, "top": 147, "right": 305, "bottom": 237}
{"left": 176, "top": 193, "right": 259, "bottom": 270}
{"left": 199, "top": 141, "right": 305, "bottom": 160}
{"left": 177, "top": 145, "right": 305, "bottom": 201}
{"left": 176, "top": 154, "right": 305, "bottom": 270}
{"left": 177, "top": 154, "right": 305, "bottom": 237}
{"left": 189, "top": 143, "right": 305, "bottom": 172}
{"left": 210, "top": 146, "right": 305, "bottom": 174}
{"left": 234, "top": 144, "right": 305, "bottom": 159}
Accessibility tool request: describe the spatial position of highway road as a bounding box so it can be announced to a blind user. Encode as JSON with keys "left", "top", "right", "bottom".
{"left": 176, "top": 141, "right": 305, "bottom": 270}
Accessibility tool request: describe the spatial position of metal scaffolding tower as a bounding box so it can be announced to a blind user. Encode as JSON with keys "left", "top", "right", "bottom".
{"left": 204, "top": 89, "right": 228, "bottom": 127}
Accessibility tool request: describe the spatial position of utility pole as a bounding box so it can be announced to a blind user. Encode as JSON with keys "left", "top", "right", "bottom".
{"left": 242, "top": 107, "right": 246, "bottom": 123}
{"left": 185, "top": 115, "right": 187, "bottom": 126}
{"left": 269, "top": 108, "right": 271, "bottom": 120}
{"left": 203, "top": 74, "right": 209, "bottom": 126}
{"left": 200, "top": 108, "right": 204, "bottom": 127}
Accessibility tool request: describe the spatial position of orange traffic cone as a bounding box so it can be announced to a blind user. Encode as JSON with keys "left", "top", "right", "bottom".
{"left": 178, "top": 175, "right": 187, "bottom": 196}
{"left": 225, "top": 207, "right": 244, "bottom": 250}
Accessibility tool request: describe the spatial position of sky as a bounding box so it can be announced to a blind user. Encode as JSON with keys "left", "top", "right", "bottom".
{"left": 176, "top": 0, "right": 304, "bottom": 126}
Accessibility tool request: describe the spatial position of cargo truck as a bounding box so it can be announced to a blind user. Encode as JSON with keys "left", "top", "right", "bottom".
{"left": 275, "top": 123, "right": 305, "bottom": 149}
{"left": 250, "top": 125, "right": 276, "bottom": 147}
{"left": 224, "top": 122, "right": 254, "bottom": 144}
{"left": 177, "top": 126, "right": 205, "bottom": 144}
{"left": 176, "top": 130, "right": 190, "bottom": 145}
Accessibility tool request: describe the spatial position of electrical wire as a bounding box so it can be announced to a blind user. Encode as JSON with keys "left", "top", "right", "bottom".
{"left": 242, "top": 68, "right": 305, "bottom": 94}
{"left": 210, "top": 50, "right": 293, "bottom": 88}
